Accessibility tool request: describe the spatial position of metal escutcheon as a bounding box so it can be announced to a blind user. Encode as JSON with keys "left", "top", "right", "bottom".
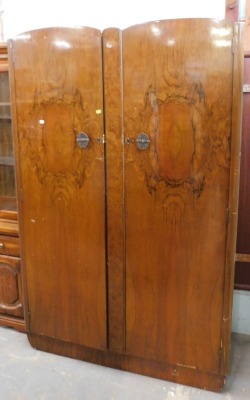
{"left": 76, "top": 132, "right": 90, "bottom": 149}
{"left": 135, "top": 133, "right": 150, "bottom": 150}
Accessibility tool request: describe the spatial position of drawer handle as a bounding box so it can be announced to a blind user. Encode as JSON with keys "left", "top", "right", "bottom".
{"left": 0, "top": 243, "right": 4, "bottom": 249}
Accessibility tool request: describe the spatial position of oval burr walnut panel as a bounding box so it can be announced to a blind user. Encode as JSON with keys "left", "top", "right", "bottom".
{"left": 156, "top": 101, "right": 194, "bottom": 180}
{"left": 0, "top": 255, "right": 23, "bottom": 318}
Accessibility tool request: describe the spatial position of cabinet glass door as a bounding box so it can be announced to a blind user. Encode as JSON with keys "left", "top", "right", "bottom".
{"left": 0, "top": 70, "right": 16, "bottom": 199}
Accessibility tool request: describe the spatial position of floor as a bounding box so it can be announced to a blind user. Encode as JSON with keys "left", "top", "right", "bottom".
{"left": 0, "top": 327, "right": 249, "bottom": 400}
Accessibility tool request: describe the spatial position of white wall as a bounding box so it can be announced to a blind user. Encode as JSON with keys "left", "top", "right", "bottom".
{"left": 232, "top": 290, "right": 250, "bottom": 335}
{"left": 2, "top": 0, "right": 225, "bottom": 39}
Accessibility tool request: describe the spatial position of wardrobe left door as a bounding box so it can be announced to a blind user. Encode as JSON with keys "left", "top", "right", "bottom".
{"left": 9, "top": 27, "right": 107, "bottom": 350}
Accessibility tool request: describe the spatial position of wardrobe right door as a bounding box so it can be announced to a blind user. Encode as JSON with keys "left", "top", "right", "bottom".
{"left": 122, "top": 19, "right": 238, "bottom": 374}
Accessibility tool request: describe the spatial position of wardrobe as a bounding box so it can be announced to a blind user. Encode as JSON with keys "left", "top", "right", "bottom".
{"left": 8, "top": 19, "right": 243, "bottom": 391}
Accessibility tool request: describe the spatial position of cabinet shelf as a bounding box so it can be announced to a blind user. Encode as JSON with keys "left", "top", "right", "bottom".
{"left": 0, "top": 196, "right": 17, "bottom": 218}
{"left": 0, "top": 116, "right": 11, "bottom": 120}
{"left": 0, "top": 156, "right": 15, "bottom": 166}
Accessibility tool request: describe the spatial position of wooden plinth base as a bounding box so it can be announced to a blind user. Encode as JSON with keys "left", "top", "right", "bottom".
{"left": 27, "top": 331, "right": 225, "bottom": 392}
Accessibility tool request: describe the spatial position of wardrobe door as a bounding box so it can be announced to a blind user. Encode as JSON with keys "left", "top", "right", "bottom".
{"left": 122, "top": 20, "right": 236, "bottom": 372}
{"left": 9, "top": 28, "right": 107, "bottom": 350}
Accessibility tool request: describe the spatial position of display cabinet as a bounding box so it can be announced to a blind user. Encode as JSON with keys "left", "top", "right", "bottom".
{"left": 0, "top": 43, "right": 24, "bottom": 332}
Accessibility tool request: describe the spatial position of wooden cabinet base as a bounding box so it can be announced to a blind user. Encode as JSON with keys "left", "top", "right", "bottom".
{"left": 27, "top": 332, "right": 225, "bottom": 392}
{"left": 0, "top": 314, "right": 25, "bottom": 332}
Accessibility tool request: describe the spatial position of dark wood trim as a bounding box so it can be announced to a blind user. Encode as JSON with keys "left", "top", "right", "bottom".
{"left": 234, "top": 283, "right": 250, "bottom": 290}
{"left": 235, "top": 261, "right": 250, "bottom": 290}
{"left": 234, "top": 46, "right": 250, "bottom": 289}
{"left": 235, "top": 253, "right": 250, "bottom": 262}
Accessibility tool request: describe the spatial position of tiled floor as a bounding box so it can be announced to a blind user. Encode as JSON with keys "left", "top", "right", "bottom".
{"left": 0, "top": 327, "right": 249, "bottom": 400}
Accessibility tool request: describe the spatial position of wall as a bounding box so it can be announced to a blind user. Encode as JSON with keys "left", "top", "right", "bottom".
{"left": 232, "top": 291, "right": 250, "bottom": 335}
{"left": 2, "top": 0, "right": 225, "bottom": 39}
{"left": 0, "top": 0, "right": 3, "bottom": 41}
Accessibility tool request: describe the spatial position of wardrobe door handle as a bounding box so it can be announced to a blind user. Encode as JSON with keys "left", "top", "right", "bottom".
{"left": 76, "top": 132, "right": 90, "bottom": 148}
{"left": 135, "top": 133, "right": 150, "bottom": 150}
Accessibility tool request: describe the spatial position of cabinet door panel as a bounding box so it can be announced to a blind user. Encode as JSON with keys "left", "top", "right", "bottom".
{"left": 123, "top": 19, "right": 234, "bottom": 372}
{"left": 0, "top": 254, "right": 23, "bottom": 318}
{"left": 10, "top": 28, "right": 107, "bottom": 349}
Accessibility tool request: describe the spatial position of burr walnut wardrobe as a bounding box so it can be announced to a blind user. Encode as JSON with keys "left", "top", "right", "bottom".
{"left": 8, "top": 19, "right": 243, "bottom": 391}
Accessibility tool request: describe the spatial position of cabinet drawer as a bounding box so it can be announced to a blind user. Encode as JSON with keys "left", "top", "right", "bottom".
{"left": 0, "top": 235, "right": 20, "bottom": 256}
